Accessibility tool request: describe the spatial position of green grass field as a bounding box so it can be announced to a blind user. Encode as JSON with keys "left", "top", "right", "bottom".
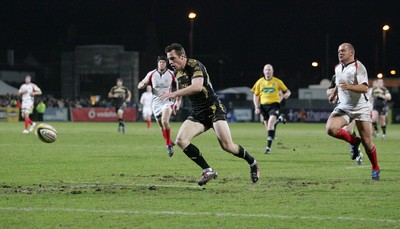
{"left": 1, "top": 121, "right": 399, "bottom": 228}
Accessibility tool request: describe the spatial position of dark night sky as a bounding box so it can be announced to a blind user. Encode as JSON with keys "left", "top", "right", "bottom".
{"left": 1, "top": 0, "right": 399, "bottom": 92}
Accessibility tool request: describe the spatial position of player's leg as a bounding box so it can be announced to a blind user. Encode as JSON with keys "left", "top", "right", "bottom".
{"left": 274, "top": 110, "right": 286, "bottom": 130}
{"left": 326, "top": 113, "right": 350, "bottom": 138}
{"left": 153, "top": 101, "right": 171, "bottom": 146}
{"left": 143, "top": 108, "right": 152, "bottom": 129}
{"left": 176, "top": 120, "right": 215, "bottom": 185}
{"left": 160, "top": 106, "right": 174, "bottom": 156}
{"left": 356, "top": 120, "right": 380, "bottom": 180}
{"left": 344, "top": 121, "right": 363, "bottom": 164}
{"left": 21, "top": 102, "right": 34, "bottom": 133}
{"left": 266, "top": 113, "right": 278, "bottom": 151}
{"left": 326, "top": 113, "right": 361, "bottom": 159}
{"left": 155, "top": 116, "right": 167, "bottom": 147}
{"left": 117, "top": 108, "right": 125, "bottom": 133}
{"left": 175, "top": 119, "right": 204, "bottom": 150}
{"left": 21, "top": 109, "right": 29, "bottom": 133}
{"left": 343, "top": 120, "right": 355, "bottom": 135}
{"left": 379, "top": 114, "right": 386, "bottom": 138}
{"left": 260, "top": 105, "right": 272, "bottom": 153}
{"left": 161, "top": 106, "right": 173, "bottom": 146}
{"left": 371, "top": 109, "right": 379, "bottom": 137}
{"left": 213, "top": 120, "right": 259, "bottom": 183}
{"left": 147, "top": 114, "right": 152, "bottom": 128}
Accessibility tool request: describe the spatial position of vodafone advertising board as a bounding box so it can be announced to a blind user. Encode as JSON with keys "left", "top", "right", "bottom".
{"left": 71, "top": 108, "right": 137, "bottom": 122}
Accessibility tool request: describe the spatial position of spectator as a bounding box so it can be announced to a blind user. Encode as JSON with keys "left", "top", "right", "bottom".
{"left": 36, "top": 99, "right": 46, "bottom": 121}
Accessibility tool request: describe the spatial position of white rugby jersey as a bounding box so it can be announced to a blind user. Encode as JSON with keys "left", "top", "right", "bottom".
{"left": 19, "top": 83, "right": 40, "bottom": 103}
{"left": 334, "top": 60, "right": 370, "bottom": 111}
{"left": 140, "top": 91, "right": 153, "bottom": 108}
{"left": 143, "top": 69, "right": 175, "bottom": 103}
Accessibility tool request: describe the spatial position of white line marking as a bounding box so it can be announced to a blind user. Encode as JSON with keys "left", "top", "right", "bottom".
{"left": 345, "top": 165, "right": 368, "bottom": 169}
{"left": 0, "top": 207, "right": 398, "bottom": 223}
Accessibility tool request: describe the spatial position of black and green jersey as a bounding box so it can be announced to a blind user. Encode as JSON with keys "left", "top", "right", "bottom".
{"left": 175, "top": 58, "right": 220, "bottom": 114}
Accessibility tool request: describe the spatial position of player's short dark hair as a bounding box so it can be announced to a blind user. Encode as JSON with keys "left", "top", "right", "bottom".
{"left": 164, "top": 43, "right": 186, "bottom": 56}
{"left": 116, "top": 78, "right": 123, "bottom": 82}
{"left": 157, "top": 55, "right": 168, "bottom": 63}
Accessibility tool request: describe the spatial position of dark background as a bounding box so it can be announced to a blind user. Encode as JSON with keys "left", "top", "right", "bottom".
{"left": 1, "top": 0, "right": 398, "bottom": 97}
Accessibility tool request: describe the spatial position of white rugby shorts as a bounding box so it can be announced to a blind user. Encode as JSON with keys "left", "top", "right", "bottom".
{"left": 152, "top": 99, "right": 173, "bottom": 119}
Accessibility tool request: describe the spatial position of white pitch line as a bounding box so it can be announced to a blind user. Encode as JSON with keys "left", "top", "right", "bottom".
{"left": 0, "top": 207, "right": 398, "bottom": 223}
{"left": 345, "top": 165, "right": 368, "bottom": 169}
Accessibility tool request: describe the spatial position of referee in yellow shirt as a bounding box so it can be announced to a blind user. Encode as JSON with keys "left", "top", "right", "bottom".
{"left": 251, "top": 64, "right": 291, "bottom": 154}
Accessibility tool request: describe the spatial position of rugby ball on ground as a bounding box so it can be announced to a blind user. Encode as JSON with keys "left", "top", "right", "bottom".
{"left": 35, "top": 123, "right": 58, "bottom": 143}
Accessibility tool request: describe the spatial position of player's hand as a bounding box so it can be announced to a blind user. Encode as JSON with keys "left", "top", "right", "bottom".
{"left": 160, "top": 92, "right": 172, "bottom": 101}
{"left": 339, "top": 80, "right": 351, "bottom": 90}
{"left": 255, "top": 107, "right": 260, "bottom": 115}
{"left": 328, "top": 86, "right": 338, "bottom": 103}
{"left": 328, "top": 95, "right": 337, "bottom": 104}
{"left": 172, "top": 102, "right": 180, "bottom": 115}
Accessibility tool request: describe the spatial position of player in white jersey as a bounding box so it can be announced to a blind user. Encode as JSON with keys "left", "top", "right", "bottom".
{"left": 18, "top": 75, "right": 42, "bottom": 134}
{"left": 326, "top": 75, "right": 363, "bottom": 165}
{"left": 138, "top": 56, "right": 178, "bottom": 157}
{"left": 326, "top": 43, "right": 380, "bottom": 180}
{"left": 140, "top": 85, "right": 153, "bottom": 129}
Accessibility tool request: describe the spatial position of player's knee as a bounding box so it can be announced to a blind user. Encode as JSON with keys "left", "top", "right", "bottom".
{"left": 326, "top": 126, "right": 337, "bottom": 136}
{"left": 161, "top": 120, "right": 169, "bottom": 128}
{"left": 22, "top": 111, "right": 29, "bottom": 117}
{"left": 175, "top": 136, "right": 188, "bottom": 149}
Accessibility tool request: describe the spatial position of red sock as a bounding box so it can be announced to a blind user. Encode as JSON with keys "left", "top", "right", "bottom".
{"left": 336, "top": 129, "right": 357, "bottom": 144}
{"left": 24, "top": 117, "right": 29, "bottom": 130}
{"left": 366, "top": 146, "right": 380, "bottom": 170}
{"left": 147, "top": 120, "right": 151, "bottom": 128}
{"left": 162, "top": 128, "right": 172, "bottom": 146}
{"left": 165, "top": 128, "right": 172, "bottom": 146}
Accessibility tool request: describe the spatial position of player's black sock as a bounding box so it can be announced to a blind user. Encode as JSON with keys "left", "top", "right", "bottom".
{"left": 183, "top": 144, "right": 210, "bottom": 170}
{"left": 234, "top": 145, "right": 255, "bottom": 165}
{"left": 372, "top": 122, "right": 378, "bottom": 131}
{"left": 381, "top": 125, "right": 386, "bottom": 135}
{"left": 351, "top": 131, "right": 357, "bottom": 137}
{"left": 267, "top": 130, "right": 274, "bottom": 148}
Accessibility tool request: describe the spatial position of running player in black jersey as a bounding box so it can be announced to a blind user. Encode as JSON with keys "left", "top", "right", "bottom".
{"left": 371, "top": 79, "right": 391, "bottom": 139}
{"left": 161, "top": 43, "right": 260, "bottom": 186}
{"left": 108, "top": 78, "right": 131, "bottom": 133}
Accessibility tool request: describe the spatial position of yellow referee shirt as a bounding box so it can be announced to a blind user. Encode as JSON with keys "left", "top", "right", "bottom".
{"left": 251, "top": 77, "right": 288, "bottom": 105}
